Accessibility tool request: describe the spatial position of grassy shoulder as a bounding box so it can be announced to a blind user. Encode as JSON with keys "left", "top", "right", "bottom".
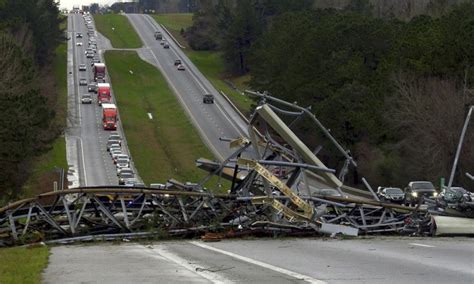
{"left": 0, "top": 245, "right": 49, "bottom": 284}
{"left": 152, "top": 14, "right": 253, "bottom": 115}
{"left": 94, "top": 14, "right": 142, "bottom": 48}
{"left": 104, "top": 50, "right": 222, "bottom": 188}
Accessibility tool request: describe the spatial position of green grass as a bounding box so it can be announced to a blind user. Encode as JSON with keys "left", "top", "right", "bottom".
{"left": 105, "top": 51, "right": 226, "bottom": 190}
{"left": 0, "top": 246, "right": 49, "bottom": 284}
{"left": 94, "top": 14, "right": 142, "bottom": 48}
{"left": 152, "top": 14, "right": 254, "bottom": 115}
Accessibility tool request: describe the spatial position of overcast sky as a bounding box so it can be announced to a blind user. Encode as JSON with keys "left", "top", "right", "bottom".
{"left": 57, "top": 0, "right": 116, "bottom": 10}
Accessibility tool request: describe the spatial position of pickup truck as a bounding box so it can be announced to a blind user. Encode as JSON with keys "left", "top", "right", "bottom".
{"left": 404, "top": 181, "right": 438, "bottom": 206}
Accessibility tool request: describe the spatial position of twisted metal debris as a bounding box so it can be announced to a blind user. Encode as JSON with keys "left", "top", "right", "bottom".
{"left": 1, "top": 92, "right": 473, "bottom": 246}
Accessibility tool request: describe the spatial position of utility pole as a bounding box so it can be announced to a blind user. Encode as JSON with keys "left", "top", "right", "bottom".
{"left": 447, "top": 106, "right": 473, "bottom": 189}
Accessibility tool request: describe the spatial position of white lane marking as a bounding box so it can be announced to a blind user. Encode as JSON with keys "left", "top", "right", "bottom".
{"left": 190, "top": 241, "right": 326, "bottom": 284}
{"left": 127, "top": 15, "right": 223, "bottom": 161}
{"left": 141, "top": 245, "right": 233, "bottom": 284}
{"left": 70, "top": 135, "right": 88, "bottom": 186}
{"left": 409, "top": 243, "right": 435, "bottom": 248}
{"left": 144, "top": 15, "right": 243, "bottom": 137}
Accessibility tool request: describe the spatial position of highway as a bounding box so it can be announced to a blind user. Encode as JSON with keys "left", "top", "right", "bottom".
{"left": 67, "top": 14, "right": 135, "bottom": 186}
{"left": 42, "top": 13, "right": 474, "bottom": 284}
{"left": 126, "top": 14, "right": 250, "bottom": 161}
{"left": 43, "top": 237, "right": 474, "bottom": 283}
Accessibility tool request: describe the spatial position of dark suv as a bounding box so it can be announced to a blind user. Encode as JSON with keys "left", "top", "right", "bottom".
{"left": 203, "top": 94, "right": 214, "bottom": 104}
{"left": 404, "top": 181, "right": 438, "bottom": 206}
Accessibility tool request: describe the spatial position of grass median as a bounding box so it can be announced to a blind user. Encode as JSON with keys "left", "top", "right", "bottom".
{"left": 94, "top": 14, "right": 142, "bottom": 48}
{"left": 152, "top": 14, "right": 254, "bottom": 115}
{"left": 0, "top": 245, "right": 49, "bottom": 283}
{"left": 105, "top": 50, "right": 225, "bottom": 189}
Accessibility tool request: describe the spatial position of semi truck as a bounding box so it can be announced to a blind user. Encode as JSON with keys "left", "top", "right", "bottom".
{"left": 93, "top": 63, "right": 106, "bottom": 81}
{"left": 102, "top": 103, "right": 117, "bottom": 130}
{"left": 97, "top": 83, "right": 111, "bottom": 105}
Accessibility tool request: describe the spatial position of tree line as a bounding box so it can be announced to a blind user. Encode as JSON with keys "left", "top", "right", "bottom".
{"left": 185, "top": 0, "right": 474, "bottom": 189}
{"left": 0, "top": 0, "right": 64, "bottom": 203}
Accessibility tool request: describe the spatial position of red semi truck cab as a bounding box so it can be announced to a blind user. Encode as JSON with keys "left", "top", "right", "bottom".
{"left": 97, "top": 83, "right": 111, "bottom": 105}
{"left": 102, "top": 103, "right": 117, "bottom": 130}
{"left": 93, "top": 63, "right": 106, "bottom": 81}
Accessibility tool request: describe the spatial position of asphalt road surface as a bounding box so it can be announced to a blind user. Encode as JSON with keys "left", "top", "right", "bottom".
{"left": 68, "top": 14, "right": 131, "bottom": 186}
{"left": 43, "top": 237, "right": 474, "bottom": 283}
{"left": 126, "top": 14, "right": 250, "bottom": 161}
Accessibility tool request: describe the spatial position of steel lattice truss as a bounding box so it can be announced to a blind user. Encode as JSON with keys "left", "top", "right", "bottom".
{"left": 0, "top": 92, "right": 471, "bottom": 246}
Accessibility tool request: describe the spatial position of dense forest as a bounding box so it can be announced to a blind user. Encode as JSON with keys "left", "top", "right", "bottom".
{"left": 0, "top": 0, "right": 64, "bottom": 203}
{"left": 185, "top": 0, "right": 474, "bottom": 189}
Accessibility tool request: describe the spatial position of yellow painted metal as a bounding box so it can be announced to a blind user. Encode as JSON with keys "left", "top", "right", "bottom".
{"left": 238, "top": 158, "right": 314, "bottom": 218}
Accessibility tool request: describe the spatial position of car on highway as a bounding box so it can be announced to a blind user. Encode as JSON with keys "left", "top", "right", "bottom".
{"left": 90, "top": 58, "right": 101, "bottom": 66}
{"left": 76, "top": 33, "right": 83, "bottom": 38}
{"left": 150, "top": 183, "right": 167, "bottom": 189}
{"left": 78, "top": 64, "right": 86, "bottom": 71}
{"left": 177, "top": 64, "right": 185, "bottom": 71}
{"left": 163, "top": 42, "right": 170, "bottom": 49}
{"left": 113, "top": 154, "right": 129, "bottom": 164}
{"left": 111, "top": 149, "right": 123, "bottom": 160}
{"left": 88, "top": 83, "right": 97, "bottom": 93}
{"left": 118, "top": 172, "right": 135, "bottom": 185}
{"left": 123, "top": 179, "right": 142, "bottom": 187}
{"left": 203, "top": 94, "right": 214, "bottom": 104}
{"left": 160, "top": 40, "right": 165, "bottom": 45}
{"left": 108, "top": 133, "right": 121, "bottom": 143}
{"left": 76, "top": 42, "right": 83, "bottom": 46}
{"left": 404, "top": 181, "right": 438, "bottom": 206}
{"left": 81, "top": 93, "right": 92, "bottom": 104}
{"left": 107, "top": 141, "right": 121, "bottom": 151}
{"left": 116, "top": 158, "right": 130, "bottom": 170}
{"left": 86, "top": 52, "right": 94, "bottom": 58}
{"left": 154, "top": 31, "right": 162, "bottom": 40}
{"left": 117, "top": 167, "right": 133, "bottom": 176}
{"left": 174, "top": 59, "right": 181, "bottom": 66}
{"left": 79, "top": 78, "right": 88, "bottom": 86}
{"left": 377, "top": 187, "right": 405, "bottom": 204}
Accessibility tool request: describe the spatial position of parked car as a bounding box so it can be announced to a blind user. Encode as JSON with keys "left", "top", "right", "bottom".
{"left": 203, "top": 94, "right": 214, "bottom": 104}
{"left": 404, "top": 181, "right": 438, "bottom": 206}
{"left": 81, "top": 93, "right": 92, "bottom": 104}
{"left": 79, "top": 64, "right": 86, "bottom": 71}
{"left": 174, "top": 59, "right": 181, "bottom": 66}
{"left": 177, "top": 64, "right": 185, "bottom": 71}
{"left": 79, "top": 78, "right": 88, "bottom": 86}
{"left": 377, "top": 187, "right": 405, "bottom": 204}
